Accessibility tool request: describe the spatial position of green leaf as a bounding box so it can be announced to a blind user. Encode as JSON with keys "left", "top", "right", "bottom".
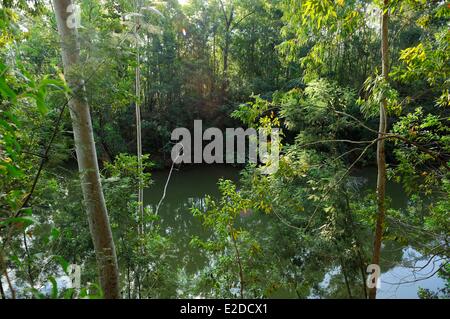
{"left": 0, "top": 76, "right": 16, "bottom": 102}
{"left": 48, "top": 276, "right": 58, "bottom": 299}
{"left": 38, "top": 78, "right": 68, "bottom": 93}
{"left": 0, "top": 216, "right": 37, "bottom": 227}
{"left": 54, "top": 255, "right": 70, "bottom": 274}
{"left": 22, "top": 208, "right": 33, "bottom": 216}
{"left": 63, "top": 288, "right": 75, "bottom": 299}
{"left": 50, "top": 227, "right": 60, "bottom": 240}
{"left": 33, "top": 77, "right": 67, "bottom": 115}
{"left": 6, "top": 163, "right": 23, "bottom": 178}
{"left": 30, "top": 288, "right": 45, "bottom": 299}
{"left": 35, "top": 89, "right": 48, "bottom": 115}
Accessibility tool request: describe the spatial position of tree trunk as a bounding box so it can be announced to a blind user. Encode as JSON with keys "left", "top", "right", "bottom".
{"left": 135, "top": 33, "right": 144, "bottom": 237}
{"left": 219, "top": 0, "right": 233, "bottom": 98}
{"left": 53, "top": 0, "right": 120, "bottom": 299}
{"left": 0, "top": 278, "right": 5, "bottom": 299}
{"left": 222, "top": 28, "right": 230, "bottom": 96}
{"left": 369, "top": 0, "right": 389, "bottom": 300}
{"left": 212, "top": 28, "right": 217, "bottom": 92}
{"left": 340, "top": 257, "right": 353, "bottom": 299}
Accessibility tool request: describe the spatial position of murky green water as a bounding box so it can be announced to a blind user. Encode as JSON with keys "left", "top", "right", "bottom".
{"left": 144, "top": 165, "right": 446, "bottom": 299}
{"left": 145, "top": 165, "right": 240, "bottom": 274}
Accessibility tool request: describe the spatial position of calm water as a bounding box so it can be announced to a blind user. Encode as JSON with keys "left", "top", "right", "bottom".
{"left": 2, "top": 165, "right": 445, "bottom": 298}
{"left": 144, "top": 165, "right": 446, "bottom": 299}
{"left": 144, "top": 165, "right": 240, "bottom": 274}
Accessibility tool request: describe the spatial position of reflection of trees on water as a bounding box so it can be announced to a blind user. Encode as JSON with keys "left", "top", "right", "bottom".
{"left": 151, "top": 193, "right": 433, "bottom": 298}
{"left": 144, "top": 167, "right": 446, "bottom": 298}
{"left": 148, "top": 196, "right": 211, "bottom": 275}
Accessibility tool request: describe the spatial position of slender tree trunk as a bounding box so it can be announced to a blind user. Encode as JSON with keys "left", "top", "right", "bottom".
{"left": 369, "top": 0, "right": 389, "bottom": 299}
{"left": 357, "top": 249, "right": 368, "bottom": 299}
{"left": 23, "top": 233, "right": 35, "bottom": 291}
{"left": 0, "top": 277, "right": 5, "bottom": 299}
{"left": 0, "top": 252, "right": 7, "bottom": 299}
{"left": 219, "top": 0, "right": 233, "bottom": 98}
{"left": 133, "top": 3, "right": 145, "bottom": 298}
{"left": 222, "top": 29, "right": 230, "bottom": 95}
{"left": 127, "top": 265, "right": 131, "bottom": 299}
{"left": 340, "top": 258, "right": 353, "bottom": 299}
{"left": 1, "top": 257, "right": 15, "bottom": 299}
{"left": 212, "top": 28, "right": 217, "bottom": 92}
{"left": 136, "top": 35, "right": 144, "bottom": 236}
{"left": 53, "top": 0, "right": 120, "bottom": 299}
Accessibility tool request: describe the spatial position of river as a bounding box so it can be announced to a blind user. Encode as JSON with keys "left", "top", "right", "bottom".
{"left": 144, "top": 164, "right": 446, "bottom": 299}
{"left": 4, "top": 165, "right": 443, "bottom": 298}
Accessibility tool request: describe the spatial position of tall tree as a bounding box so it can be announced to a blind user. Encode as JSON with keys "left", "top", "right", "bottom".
{"left": 52, "top": 0, "right": 120, "bottom": 298}
{"left": 217, "top": 0, "right": 254, "bottom": 98}
{"left": 218, "top": 0, "right": 234, "bottom": 96}
{"left": 370, "top": 0, "right": 389, "bottom": 300}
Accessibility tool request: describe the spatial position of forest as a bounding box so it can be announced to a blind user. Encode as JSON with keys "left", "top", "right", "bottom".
{"left": 0, "top": 0, "right": 449, "bottom": 300}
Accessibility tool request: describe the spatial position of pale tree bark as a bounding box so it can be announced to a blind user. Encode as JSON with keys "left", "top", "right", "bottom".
{"left": 53, "top": 0, "right": 120, "bottom": 298}
{"left": 133, "top": 1, "right": 144, "bottom": 299}
{"left": 369, "top": 0, "right": 389, "bottom": 300}
{"left": 134, "top": 13, "right": 144, "bottom": 238}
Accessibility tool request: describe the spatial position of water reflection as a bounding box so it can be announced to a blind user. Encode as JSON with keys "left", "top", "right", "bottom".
{"left": 144, "top": 165, "right": 240, "bottom": 274}
{"left": 144, "top": 165, "right": 446, "bottom": 298}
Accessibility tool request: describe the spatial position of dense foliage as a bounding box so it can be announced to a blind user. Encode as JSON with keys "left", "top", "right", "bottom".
{"left": 0, "top": 0, "right": 448, "bottom": 299}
